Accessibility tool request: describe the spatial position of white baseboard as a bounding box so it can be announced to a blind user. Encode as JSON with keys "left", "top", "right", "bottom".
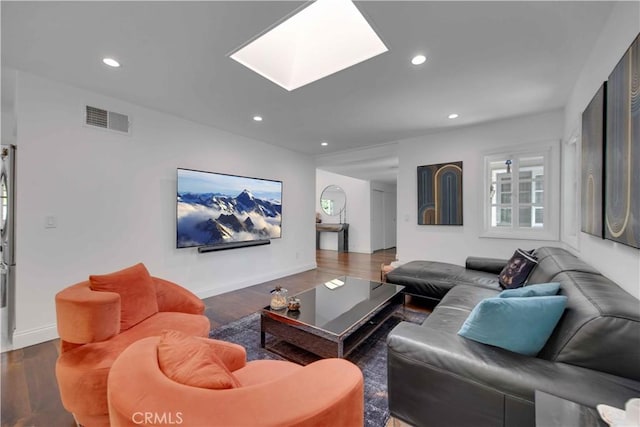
{"left": 318, "top": 246, "right": 372, "bottom": 254}
{"left": 10, "top": 323, "right": 59, "bottom": 351}
{"left": 350, "top": 247, "right": 374, "bottom": 254}
{"left": 195, "top": 262, "right": 317, "bottom": 299}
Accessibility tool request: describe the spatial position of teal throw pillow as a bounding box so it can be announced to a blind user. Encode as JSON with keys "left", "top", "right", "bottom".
{"left": 457, "top": 296, "right": 568, "bottom": 356}
{"left": 499, "top": 282, "right": 560, "bottom": 298}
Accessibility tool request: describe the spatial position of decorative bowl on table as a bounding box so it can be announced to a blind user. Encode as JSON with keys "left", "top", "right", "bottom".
{"left": 287, "top": 297, "right": 301, "bottom": 311}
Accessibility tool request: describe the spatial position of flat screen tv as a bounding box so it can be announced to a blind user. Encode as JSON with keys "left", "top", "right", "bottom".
{"left": 177, "top": 168, "right": 282, "bottom": 249}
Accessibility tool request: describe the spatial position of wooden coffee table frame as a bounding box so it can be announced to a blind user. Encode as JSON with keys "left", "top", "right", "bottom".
{"left": 260, "top": 291, "right": 404, "bottom": 359}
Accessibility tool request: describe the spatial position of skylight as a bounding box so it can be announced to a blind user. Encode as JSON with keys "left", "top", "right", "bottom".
{"left": 229, "top": 0, "right": 388, "bottom": 91}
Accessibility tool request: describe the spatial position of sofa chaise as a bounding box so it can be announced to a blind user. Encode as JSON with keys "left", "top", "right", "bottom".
{"left": 386, "top": 247, "right": 640, "bottom": 427}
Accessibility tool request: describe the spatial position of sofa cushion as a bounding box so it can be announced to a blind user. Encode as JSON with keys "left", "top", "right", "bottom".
{"left": 527, "top": 247, "right": 600, "bottom": 284}
{"left": 499, "top": 283, "right": 560, "bottom": 298}
{"left": 158, "top": 330, "right": 240, "bottom": 389}
{"left": 536, "top": 270, "right": 640, "bottom": 381}
{"left": 454, "top": 269, "right": 502, "bottom": 290}
{"left": 499, "top": 249, "right": 538, "bottom": 289}
{"left": 385, "top": 261, "right": 461, "bottom": 299}
{"left": 386, "top": 261, "right": 500, "bottom": 301}
{"left": 90, "top": 263, "right": 159, "bottom": 331}
{"left": 458, "top": 296, "right": 568, "bottom": 356}
{"left": 421, "top": 285, "right": 498, "bottom": 333}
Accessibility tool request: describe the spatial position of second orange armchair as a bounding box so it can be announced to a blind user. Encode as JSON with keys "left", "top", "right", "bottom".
{"left": 108, "top": 333, "right": 365, "bottom": 426}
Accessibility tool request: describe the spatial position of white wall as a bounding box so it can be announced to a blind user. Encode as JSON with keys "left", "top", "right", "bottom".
{"left": 316, "top": 169, "right": 371, "bottom": 253}
{"left": 396, "top": 110, "right": 564, "bottom": 264}
{"left": 1, "top": 69, "right": 17, "bottom": 145}
{"left": 11, "top": 71, "right": 316, "bottom": 349}
{"left": 562, "top": 1, "right": 640, "bottom": 298}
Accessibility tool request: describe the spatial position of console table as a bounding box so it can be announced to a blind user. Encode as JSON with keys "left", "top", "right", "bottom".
{"left": 316, "top": 223, "right": 349, "bottom": 253}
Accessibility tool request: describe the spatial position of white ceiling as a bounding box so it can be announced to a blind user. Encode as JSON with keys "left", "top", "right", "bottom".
{"left": 316, "top": 142, "right": 399, "bottom": 184}
{"left": 1, "top": 1, "right": 614, "bottom": 181}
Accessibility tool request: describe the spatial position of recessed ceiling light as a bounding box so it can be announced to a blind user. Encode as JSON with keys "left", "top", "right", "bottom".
{"left": 321, "top": 141, "right": 329, "bottom": 146}
{"left": 411, "top": 54, "right": 426, "bottom": 65}
{"left": 102, "top": 57, "right": 120, "bottom": 68}
{"left": 448, "top": 113, "right": 459, "bottom": 119}
{"left": 229, "top": 0, "right": 388, "bottom": 91}
{"left": 253, "top": 116, "right": 263, "bottom": 122}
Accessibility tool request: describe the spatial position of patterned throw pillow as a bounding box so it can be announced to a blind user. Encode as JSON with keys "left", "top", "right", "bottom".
{"left": 498, "top": 249, "right": 538, "bottom": 289}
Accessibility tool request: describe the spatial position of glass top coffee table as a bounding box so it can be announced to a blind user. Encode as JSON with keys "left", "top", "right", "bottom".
{"left": 260, "top": 276, "right": 404, "bottom": 359}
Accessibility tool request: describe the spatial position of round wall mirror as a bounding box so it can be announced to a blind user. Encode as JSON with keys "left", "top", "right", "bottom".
{"left": 320, "top": 185, "right": 346, "bottom": 216}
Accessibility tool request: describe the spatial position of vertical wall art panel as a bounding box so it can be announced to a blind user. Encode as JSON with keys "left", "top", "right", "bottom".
{"left": 605, "top": 34, "right": 640, "bottom": 249}
{"left": 417, "top": 161, "right": 463, "bottom": 225}
{"left": 581, "top": 83, "right": 606, "bottom": 237}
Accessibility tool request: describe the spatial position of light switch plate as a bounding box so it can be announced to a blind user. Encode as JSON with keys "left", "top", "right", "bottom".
{"left": 45, "top": 215, "right": 57, "bottom": 229}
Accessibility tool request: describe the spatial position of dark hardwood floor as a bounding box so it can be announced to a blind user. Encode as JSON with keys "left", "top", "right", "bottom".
{"left": 1, "top": 249, "right": 401, "bottom": 427}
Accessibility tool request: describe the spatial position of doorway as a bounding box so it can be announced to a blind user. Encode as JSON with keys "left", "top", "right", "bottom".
{"left": 371, "top": 188, "right": 396, "bottom": 252}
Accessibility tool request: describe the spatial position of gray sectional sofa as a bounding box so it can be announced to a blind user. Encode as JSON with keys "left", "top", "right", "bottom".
{"left": 385, "top": 247, "right": 640, "bottom": 427}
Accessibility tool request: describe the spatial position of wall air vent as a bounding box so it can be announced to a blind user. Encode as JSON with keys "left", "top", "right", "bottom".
{"left": 85, "top": 105, "right": 130, "bottom": 134}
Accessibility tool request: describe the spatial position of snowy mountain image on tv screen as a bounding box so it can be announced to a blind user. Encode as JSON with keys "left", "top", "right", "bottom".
{"left": 177, "top": 169, "right": 282, "bottom": 248}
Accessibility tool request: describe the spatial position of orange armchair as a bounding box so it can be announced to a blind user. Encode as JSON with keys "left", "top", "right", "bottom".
{"left": 55, "top": 265, "right": 210, "bottom": 427}
{"left": 107, "top": 336, "right": 364, "bottom": 427}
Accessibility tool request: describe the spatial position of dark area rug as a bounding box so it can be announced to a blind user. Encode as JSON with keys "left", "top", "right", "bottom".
{"left": 209, "top": 307, "right": 428, "bottom": 427}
